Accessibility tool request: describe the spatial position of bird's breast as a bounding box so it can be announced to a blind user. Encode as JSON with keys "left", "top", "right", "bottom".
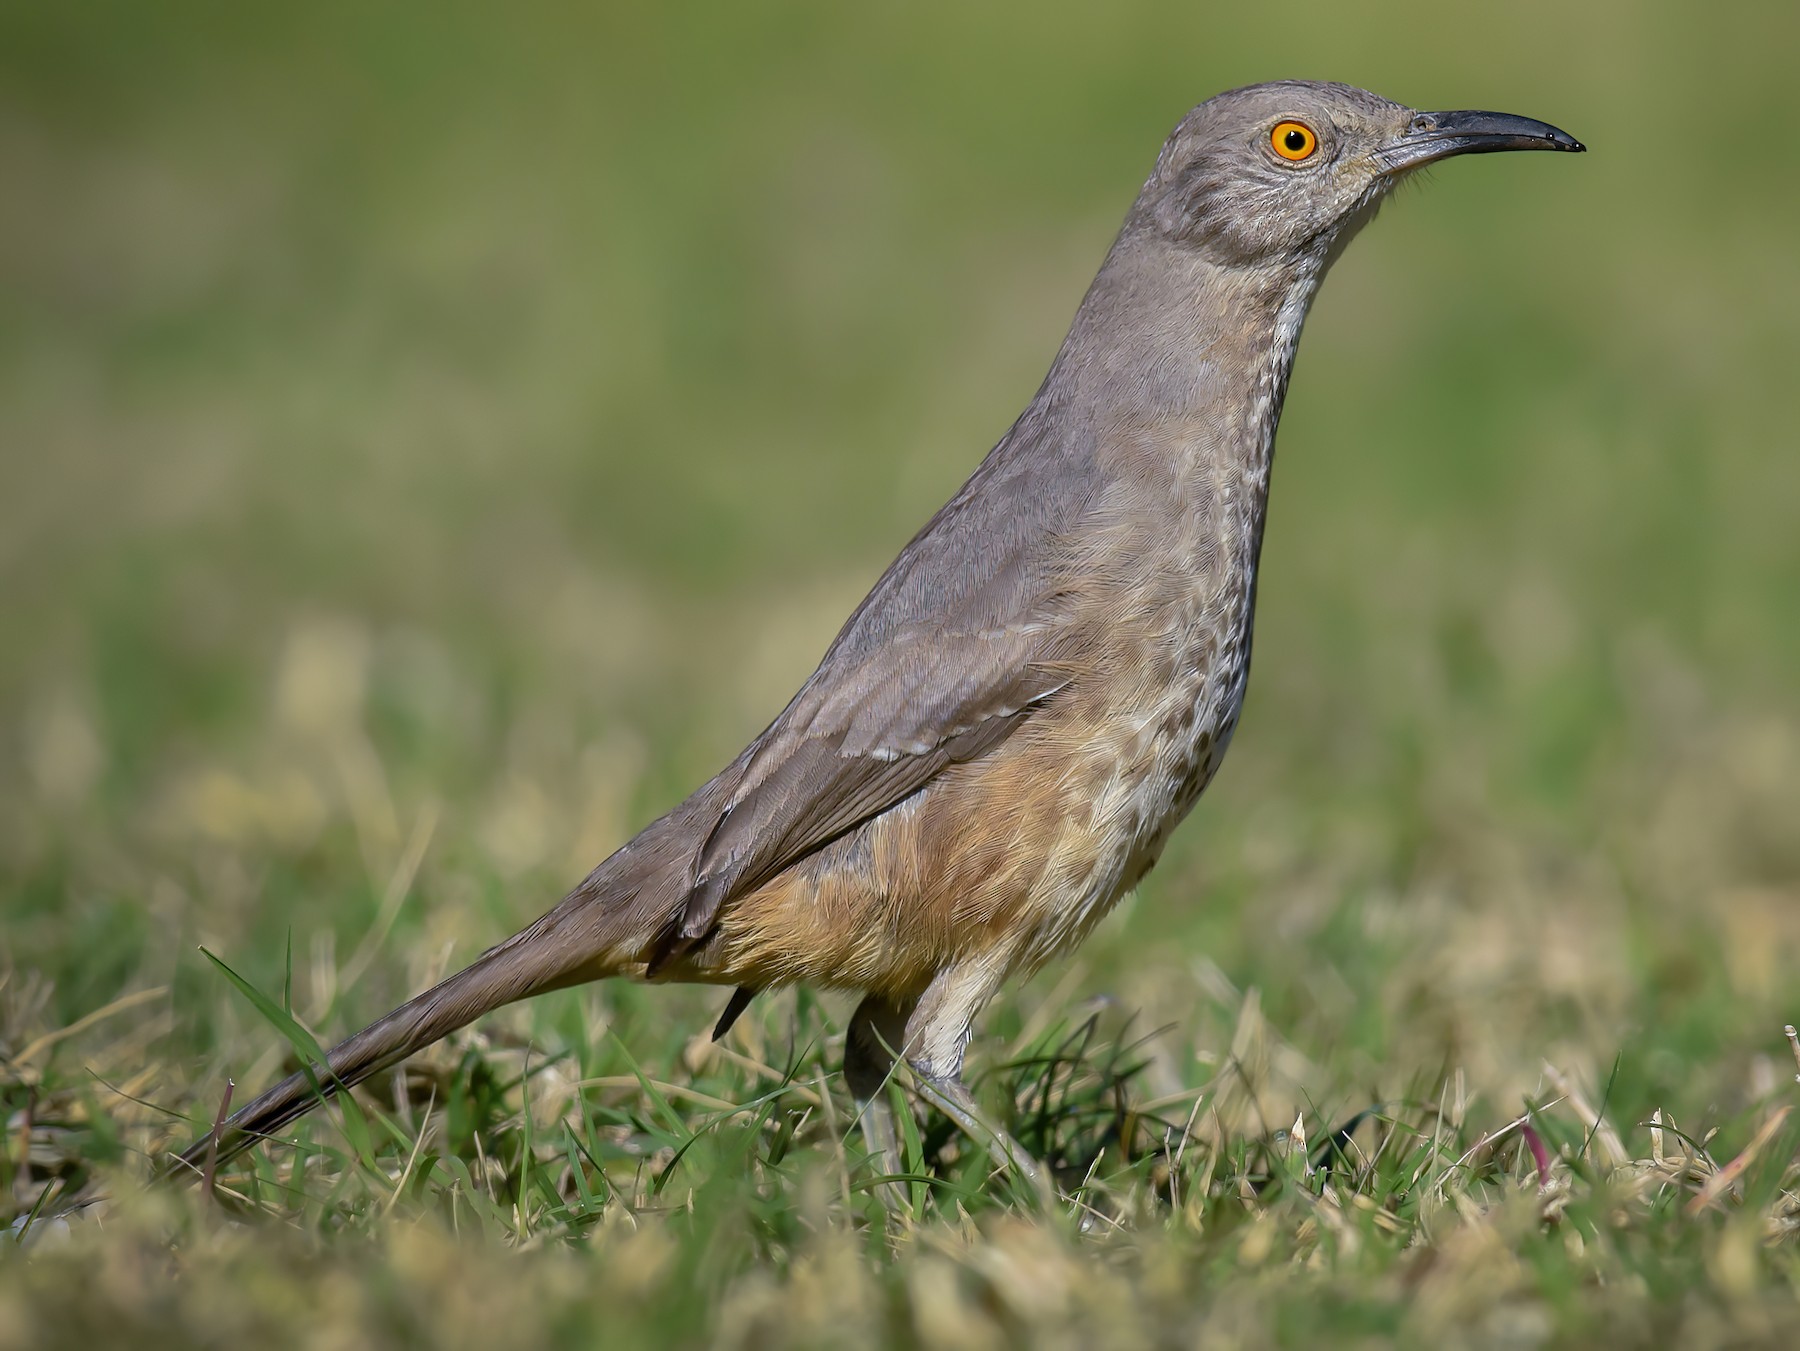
{"left": 1087, "top": 449, "right": 1272, "bottom": 888}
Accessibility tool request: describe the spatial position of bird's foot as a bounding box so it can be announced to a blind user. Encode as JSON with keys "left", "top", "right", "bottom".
{"left": 908, "top": 1069, "right": 1055, "bottom": 1209}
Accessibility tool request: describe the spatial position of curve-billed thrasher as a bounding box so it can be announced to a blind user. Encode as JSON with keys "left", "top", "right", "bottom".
{"left": 171, "top": 82, "right": 1582, "bottom": 1192}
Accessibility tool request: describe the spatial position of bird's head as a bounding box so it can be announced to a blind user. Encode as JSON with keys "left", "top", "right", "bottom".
{"left": 1143, "top": 81, "right": 1584, "bottom": 270}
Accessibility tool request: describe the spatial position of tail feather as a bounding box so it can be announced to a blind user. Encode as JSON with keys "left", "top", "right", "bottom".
{"left": 165, "top": 893, "right": 631, "bottom": 1179}
{"left": 164, "top": 771, "right": 739, "bottom": 1181}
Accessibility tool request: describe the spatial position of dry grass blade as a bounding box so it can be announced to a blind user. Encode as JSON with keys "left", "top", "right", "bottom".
{"left": 1541, "top": 1062, "right": 1627, "bottom": 1169}
{"left": 9, "top": 988, "right": 167, "bottom": 1069}
{"left": 1685, "top": 1105, "right": 1792, "bottom": 1216}
{"left": 201, "top": 1079, "right": 235, "bottom": 1203}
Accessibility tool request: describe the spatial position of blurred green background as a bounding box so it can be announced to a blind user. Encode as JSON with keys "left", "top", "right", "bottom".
{"left": 3, "top": 0, "right": 1799, "bottom": 1158}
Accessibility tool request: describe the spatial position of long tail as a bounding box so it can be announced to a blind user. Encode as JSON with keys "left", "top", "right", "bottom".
{"left": 163, "top": 901, "right": 617, "bottom": 1179}
{"left": 160, "top": 769, "right": 738, "bottom": 1180}
{"left": 160, "top": 783, "right": 731, "bottom": 1181}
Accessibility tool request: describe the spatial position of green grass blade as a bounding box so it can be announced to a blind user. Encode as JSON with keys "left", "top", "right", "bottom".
{"left": 200, "top": 946, "right": 376, "bottom": 1167}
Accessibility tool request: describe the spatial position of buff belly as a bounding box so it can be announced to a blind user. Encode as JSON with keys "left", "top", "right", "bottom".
{"left": 705, "top": 650, "right": 1246, "bottom": 997}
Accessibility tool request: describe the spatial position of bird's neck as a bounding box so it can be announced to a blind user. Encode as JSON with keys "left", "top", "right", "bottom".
{"left": 1044, "top": 232, "right": 1339, "bottom": 611}
{"left": 1053, "top": 230, "right": 1328, "bottom": 491}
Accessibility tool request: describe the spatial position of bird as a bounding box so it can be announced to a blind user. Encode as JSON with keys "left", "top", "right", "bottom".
{"left": 168, "top": 81, "right": 1583, "bottom": 1195}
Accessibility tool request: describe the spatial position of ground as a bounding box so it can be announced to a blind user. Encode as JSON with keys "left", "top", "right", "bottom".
{"left": 4, "top": 3, "right": 1800, "bottom": 1346}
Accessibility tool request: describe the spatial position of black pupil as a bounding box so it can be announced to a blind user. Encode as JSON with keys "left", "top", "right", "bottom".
{"left": 1283, "top": 128, "right": 1308, "bottom": 152}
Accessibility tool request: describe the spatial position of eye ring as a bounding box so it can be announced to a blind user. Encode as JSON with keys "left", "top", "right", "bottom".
{"left": 1271, "top": 120, "right": 1318, "bottom": 163}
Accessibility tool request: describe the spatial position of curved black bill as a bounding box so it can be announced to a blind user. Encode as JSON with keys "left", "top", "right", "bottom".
{"left": 1378, "top": 109, "right": 1585, "bottom": 174}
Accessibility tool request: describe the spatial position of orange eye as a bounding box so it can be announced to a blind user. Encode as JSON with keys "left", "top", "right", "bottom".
{"left": 1271, "top": 120, "right": 1318, "bottom": 162}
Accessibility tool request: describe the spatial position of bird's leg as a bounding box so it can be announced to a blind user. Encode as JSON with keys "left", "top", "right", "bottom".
{"left": 843, "top": 991, "right": 917, "bottom": 1209}
{"left": 907, "top": 1070, "right": 1051, "bottom": 1201}
{"left": 902, "top": 963, "right": 1054, "bottom": 1206}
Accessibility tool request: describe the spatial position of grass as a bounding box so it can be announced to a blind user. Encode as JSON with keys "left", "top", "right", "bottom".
{"left": 5, "top": 1, "right": 1800, "bottom": 1345}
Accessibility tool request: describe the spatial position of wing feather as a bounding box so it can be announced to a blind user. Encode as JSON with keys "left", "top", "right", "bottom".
{"left": 645, "top": 399, "right": 1103, "bottom": 968}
